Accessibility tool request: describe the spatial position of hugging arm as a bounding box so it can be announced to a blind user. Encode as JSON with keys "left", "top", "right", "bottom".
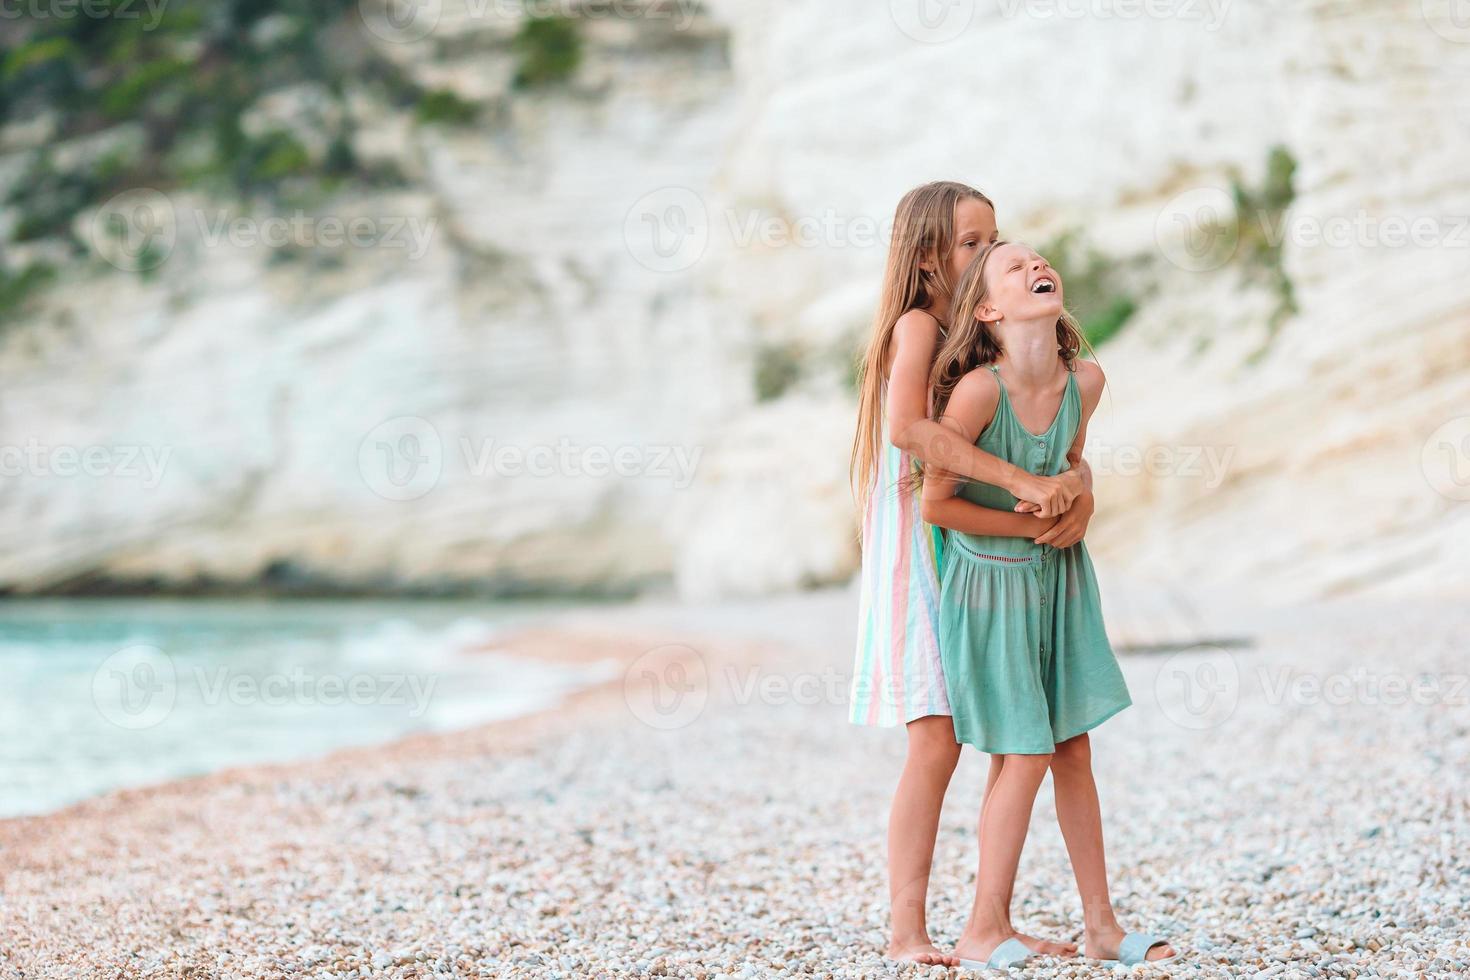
{"left": 888, "top": 312, "right": 1081, "bottom": 518}
{"left": 920, "top": 369, "right": 1060, "bottom": 539}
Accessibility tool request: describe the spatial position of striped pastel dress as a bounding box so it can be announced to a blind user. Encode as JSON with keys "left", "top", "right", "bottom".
{"left": 850, "top": 416, "right": 951, "bottom": 726}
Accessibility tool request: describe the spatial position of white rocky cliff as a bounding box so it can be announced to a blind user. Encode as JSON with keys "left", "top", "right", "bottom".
{"left": 682, "top": 0, "right": 1470, "bottom": 602}
{"left": 0, "top": 0, "right": 1466, "bottom": 602}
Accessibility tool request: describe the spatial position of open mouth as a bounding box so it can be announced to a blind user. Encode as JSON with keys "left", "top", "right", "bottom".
{"left": 1030, "top": 277, "right": 1056, "bottom": 294}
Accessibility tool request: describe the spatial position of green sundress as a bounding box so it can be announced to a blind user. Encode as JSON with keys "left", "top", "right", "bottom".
{"left": 937, "top": 364, "right": 1132, "bottom": 754}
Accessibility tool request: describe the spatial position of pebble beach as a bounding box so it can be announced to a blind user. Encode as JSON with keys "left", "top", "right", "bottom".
{"left": 2, "top": 589, "right": 1468, "bottom": 979}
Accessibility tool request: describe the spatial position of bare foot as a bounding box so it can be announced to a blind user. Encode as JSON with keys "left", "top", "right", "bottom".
{"left": 1086, "top": 926, "right": 1177, "bottom": 962}
{"left": 886, "top": 938, "right": 959, "bottom": 967}
{"left": 1014, "top": 931, "right": 1080, "bottom": 957}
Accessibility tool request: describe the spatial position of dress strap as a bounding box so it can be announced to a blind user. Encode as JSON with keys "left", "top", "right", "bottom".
{"left": 987, "top": 363, "right": 1011, "bottom": 401}
{"left": 985, "top": 364, "right": 1012, "bottom": 430}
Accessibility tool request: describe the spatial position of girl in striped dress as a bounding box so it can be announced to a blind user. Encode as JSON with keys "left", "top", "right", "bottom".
{"left": 849, "top": 182, "right": 1090, "bottom": 966}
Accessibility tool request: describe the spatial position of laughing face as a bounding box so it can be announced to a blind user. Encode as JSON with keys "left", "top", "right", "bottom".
{"left": 977, "top": 243, "right": 1065, "bottom": 323}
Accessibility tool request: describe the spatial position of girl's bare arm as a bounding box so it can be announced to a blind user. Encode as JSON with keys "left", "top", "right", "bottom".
{"left": 889, "top": 311, "right": 1081, "bottom": 517}
{"left": 925, "top": 491, "right": 1060, "bottom": 538}
{"left": 920, "top": 369, "right": 1059, "bottom": 538}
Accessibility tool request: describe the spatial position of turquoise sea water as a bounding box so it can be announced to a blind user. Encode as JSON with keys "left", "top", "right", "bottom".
{"left": 0, "top": 599, "right": 617, "bottom": 818}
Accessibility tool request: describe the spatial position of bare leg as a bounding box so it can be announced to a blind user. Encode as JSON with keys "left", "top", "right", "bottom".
{"left": 983, "top": 752, "right": 1003, "bottom": 799}
{"left": 1050, "top": 734, "right": 1176, "bottom": 961}
{"left": 978, "top": 755, "right": 1078, "bottom": 957}
{"left": 886, "top": 715, "right": 961, "bottom": 966}
{"left": 952, "top": 752, "right": 1053, "bottom": 964}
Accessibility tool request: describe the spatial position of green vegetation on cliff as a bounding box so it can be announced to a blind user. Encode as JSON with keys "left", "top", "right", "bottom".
{"left": 513, "top": 15, "right": 582, "bottom": 89}
{"left": 2, "top": 1, "right": 376, "bottom": 212}
{"left": 1233, "top": 144, "right": 1299, "bottom": 336}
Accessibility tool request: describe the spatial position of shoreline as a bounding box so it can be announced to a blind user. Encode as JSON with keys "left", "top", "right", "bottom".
{"left": 0, "top": 577, "right": 1313, "bottom": 834}
{"left": 0, "top": 615, "right": 771, "bottom": 842}
{"left": 4, "top": 590, "right": 1467, "bottom": 978}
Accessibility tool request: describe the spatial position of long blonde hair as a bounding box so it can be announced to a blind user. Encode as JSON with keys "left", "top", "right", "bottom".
{"left": 850, "top": 181, "right": 995, "bottom": 508}
{"left": 929, "top": 240, "right": 1090, "bottom": 421}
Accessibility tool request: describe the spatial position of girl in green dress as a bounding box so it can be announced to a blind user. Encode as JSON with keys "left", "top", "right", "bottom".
{"left": 919, "top": 241, "right": 1180, "bottom": 970}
